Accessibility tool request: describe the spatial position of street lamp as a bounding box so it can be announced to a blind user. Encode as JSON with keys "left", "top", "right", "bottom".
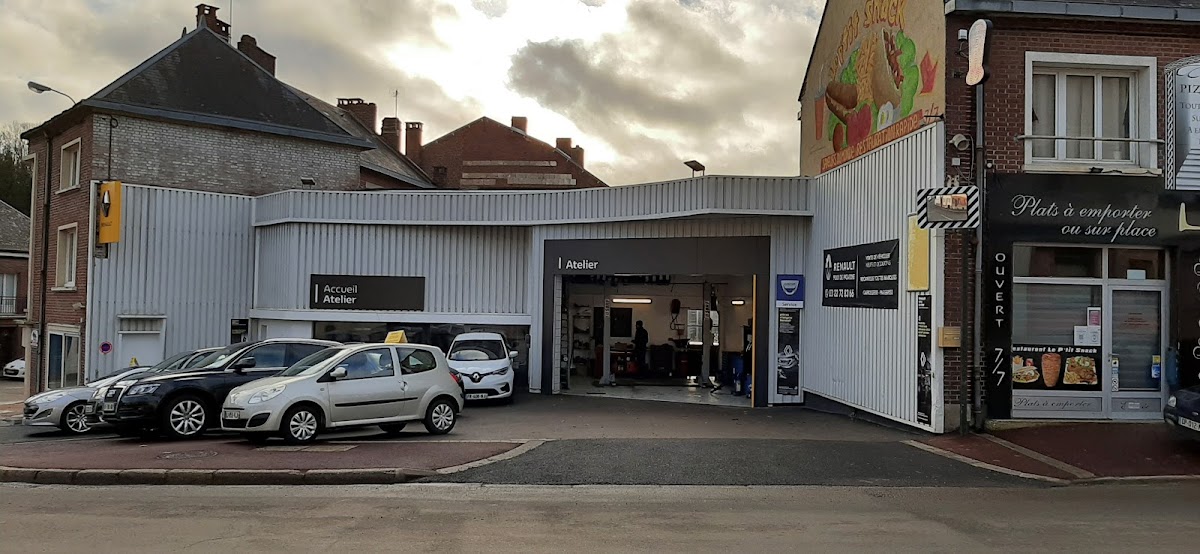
{"left": 684, "top": 160, "right": 705, "bottom": 177}
{"left": 27, "top": 81, "right": 76, "bottom": 104}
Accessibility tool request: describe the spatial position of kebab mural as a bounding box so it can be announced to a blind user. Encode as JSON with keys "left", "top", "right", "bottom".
{"left": 800, "top": 0, "right": 945, "bottom": 176}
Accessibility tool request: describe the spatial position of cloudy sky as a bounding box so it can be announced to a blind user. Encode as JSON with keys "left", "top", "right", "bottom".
{"left": 0, "top": 0, "right": 821, "bottom": 185}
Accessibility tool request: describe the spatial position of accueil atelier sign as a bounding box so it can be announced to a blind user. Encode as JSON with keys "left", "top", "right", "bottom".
{"left": 309, "top": 275, "right": 425, "bottom": 311}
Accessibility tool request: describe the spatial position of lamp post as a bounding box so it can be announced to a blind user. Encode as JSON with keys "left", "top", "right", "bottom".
{"left": 27, "top": 81, "right": 76, "bottom": 104}
{"left": 684, "top": 160, "right": 706, "bottom": 177}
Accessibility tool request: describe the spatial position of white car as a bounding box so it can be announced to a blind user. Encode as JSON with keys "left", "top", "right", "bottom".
{"left": 221, "top": 343, "right": 465, "bottom": 444}
{"left": 447, "top": 332, "right": 518, "bottom": 402}
{"left": 3, "top": 358, "right": 25, "bottom": 380}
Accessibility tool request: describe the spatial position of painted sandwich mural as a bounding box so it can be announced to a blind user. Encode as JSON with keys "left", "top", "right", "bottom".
{"left": 801, "top": 0, "right": 945, "bottom": 176}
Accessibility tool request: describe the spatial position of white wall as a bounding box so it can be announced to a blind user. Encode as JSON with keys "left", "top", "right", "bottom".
{"left": 255, "top": 319, "right": 313, "bottom": 340}
{"left": 804, "top": 124, "right": 946, "bottom": 432}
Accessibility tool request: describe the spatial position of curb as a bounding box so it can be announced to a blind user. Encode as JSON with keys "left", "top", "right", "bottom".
{"left": 0, "top": 465, "right": 437, "bottom": 486}
{"left": 905, "top": 440, "right": 1200, "bottom": 486}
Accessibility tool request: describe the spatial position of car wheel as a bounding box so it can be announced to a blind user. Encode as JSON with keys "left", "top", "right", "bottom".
{"left": 60, "top": 402, "right": 92, "bottom": 434}
{"left": 161, "top": 395, "right": 209, "bottom": 439}
{"left": 379, "top": 423, "right": 406, "bottom": 436}
{"left": 423, "top": 398, "right": 457, "bottom": 435}
{"left": 281, "top": 405, "right": 320, "bottom": 445}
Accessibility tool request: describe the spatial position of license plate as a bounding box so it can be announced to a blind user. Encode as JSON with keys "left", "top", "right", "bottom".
{"left": 466, "top": 393, "right": 488, "bottom": 400}
{"left": 223, "top": 410, "right": 241, "bottom": 420}
{"left": 1180, "top": 417, "right": 1200, "bottom": 432}
{"left": 84, "top": 404, "right": 95, "bottom": 414}
{"left": 102, "top": 402, "right": 116, "bottom": 412}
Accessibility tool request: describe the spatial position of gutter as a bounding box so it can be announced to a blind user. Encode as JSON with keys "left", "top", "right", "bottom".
{"left": 946, "top": 0, "right": 1200, "bottom": 22}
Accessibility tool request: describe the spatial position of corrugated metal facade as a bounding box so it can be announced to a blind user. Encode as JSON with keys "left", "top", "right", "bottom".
{"left": 527, "top": 217, "right": 808, "bottom": 404}
{"left": 253, "top": 176, "right": 809, "bottom": 226}
{"left": 803, "top": 124, "right": 946, "bottom": 432}
{"left": 254, "top": 224, "right": 530, "bottom": 314}
{"left": 86, "top": 185, "right": 254, "bottom": 379}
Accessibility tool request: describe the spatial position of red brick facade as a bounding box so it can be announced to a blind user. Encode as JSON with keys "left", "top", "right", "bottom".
{"left": 940, "top": 13, "right": 1200, "bottom": 420}
{"left": 413, "top": 117, "right": 607, "bottom": 190}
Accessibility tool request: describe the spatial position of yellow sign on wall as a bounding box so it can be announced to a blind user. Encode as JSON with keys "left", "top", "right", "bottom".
{"left": 907, "top": 215, "right": 930, "bottom": 291}
{"left": 97, "top": 181, "right": 122, "bottom": 244}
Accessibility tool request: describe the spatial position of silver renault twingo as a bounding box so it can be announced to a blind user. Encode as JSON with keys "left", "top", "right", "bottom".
{"left": 221, "top": 343, "right": 465, "bottom": 444}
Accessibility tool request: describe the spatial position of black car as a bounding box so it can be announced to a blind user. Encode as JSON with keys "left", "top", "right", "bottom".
{"left": 1165, "top": 385, "right": 1200, "bottom": 441}
{"left": 100, "top": 339, "right": 340, "bottom": 439}
{"left": 85, "top": 347, "right": 222, "bottom": 424}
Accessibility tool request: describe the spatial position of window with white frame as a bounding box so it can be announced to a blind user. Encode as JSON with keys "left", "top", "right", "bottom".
{"left": 60, "top": 139, "right": 81, "bottom": 191}
{"left": 55, "top": 224, "right": 77, "bottom": 288}
{"left": 0, "top": 274, "right": 17, "bottom": 314}
{"left": 46, "top": 330, "right": 81, "bottom": 389}
{"left": 1025, "top": 53, "right": 1157, "bottom": 171}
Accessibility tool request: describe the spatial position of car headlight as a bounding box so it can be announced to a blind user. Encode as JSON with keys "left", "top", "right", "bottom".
{"left": 1168, "top": 395, "right": 1177, "bottom": 408}
{"left": 32, "top": 391, "right": 67, "bottom": 403}
{"left": 248, "top": 385, "right": 286, "bottom": 404}
{"left": 92, "top": 387, "right": 107, "bottom": 400}
{"left": 495, "top": 367, "right": 510, "bottom": 376}
{"left": 127, "top": 384, "right": 161, "bottom": 396}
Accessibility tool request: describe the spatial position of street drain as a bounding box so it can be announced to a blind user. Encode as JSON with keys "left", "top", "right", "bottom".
{"left": 157, "top": 449, "right": 219, "bottom": 460}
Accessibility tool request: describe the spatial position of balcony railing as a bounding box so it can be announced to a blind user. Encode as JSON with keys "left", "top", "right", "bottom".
{"left": 0, "top": 296, "right": 27, "bottom": 316}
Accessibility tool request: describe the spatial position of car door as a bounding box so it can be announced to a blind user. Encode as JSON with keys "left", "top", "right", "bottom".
{"left": 397, "top": 347, "right": 441, "bottom": 417}
{"left": 221, "top": 343, "right": 289, "bottom": 400}
{"left": 327, "top": 348, "right": 405, "bottom": 424}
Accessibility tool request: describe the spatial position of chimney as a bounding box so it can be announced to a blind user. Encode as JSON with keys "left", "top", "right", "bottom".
{"left": 570, "top": 145, "right": 585, "bottom": 168}
{"left": 337, "top": 98, "right": 378, "bottom": 133}
{"left": 195, "top": 4, "right": 230, "bottom": 42}
{"left": 556, "top": 138, "right": 572, "bottom": 151}
{"left": 237, "top": 35, "right": 276, "bottom": 75}
{"left": 406, "top": 122, "right": 424, "bottom": 164}
{"left": 511, "top": 116, "right": 528, "bottom": 133}
{"left": 380, "top": 117, "right": 402, "bottom": 152}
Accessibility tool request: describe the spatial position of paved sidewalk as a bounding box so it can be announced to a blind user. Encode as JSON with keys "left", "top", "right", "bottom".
{"left": 922, "top": 423, "right": 1200, "bottom": 483}
{"left": 0, "top": 379, "right": 25, "bottom": 423}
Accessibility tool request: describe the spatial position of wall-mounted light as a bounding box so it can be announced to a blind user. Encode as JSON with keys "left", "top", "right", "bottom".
{"left": 731, "top": 300, "right": 746, "bottom": 306}
{"left": 612, "top": 298, "right": 652, "bottom": 304}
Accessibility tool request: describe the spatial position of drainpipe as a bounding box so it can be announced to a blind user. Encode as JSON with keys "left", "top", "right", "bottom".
{"left": 972, "top": 81, "right": 987, "bottom": 430}
{"left": 36, "top": 130, "right": 53, "bottom": 394}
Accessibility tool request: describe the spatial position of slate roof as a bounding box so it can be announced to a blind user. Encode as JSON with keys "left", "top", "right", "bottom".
{"left": 0, "top": 200, "right": 30, "bottom": 253}
{"left": 24, "top": 27, "right": 371, "bottom": 148}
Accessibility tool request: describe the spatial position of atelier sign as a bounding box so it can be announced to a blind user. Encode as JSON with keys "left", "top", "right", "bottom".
{"left": 309, "top": 275, "right": 425, "bottom": 311}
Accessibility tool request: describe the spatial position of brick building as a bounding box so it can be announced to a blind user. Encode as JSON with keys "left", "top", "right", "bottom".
{"left": 0, "top": 200, "right": 30, "bottom": 371}
{"left": 19, "top": 4, "right": 430, "bottom": 394}
{"left": 407, "top": 116, "right": 608, "bottom": 189}
{"left": 798, "top": 0, "right": 1200, "bottom": 431}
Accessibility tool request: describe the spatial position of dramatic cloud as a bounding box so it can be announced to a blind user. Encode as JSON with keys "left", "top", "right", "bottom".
{"left": 508, "top": 0, "right": 822, "bottom": 183}
{"left": 0, "top": 0, "right": 822, "bottom": 185}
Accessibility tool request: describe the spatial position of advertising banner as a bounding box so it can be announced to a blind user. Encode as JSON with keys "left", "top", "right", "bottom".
{"left": 1167, "top": 61, "right": 1200, "bottom": 190}
{"left": 775, "top": 274, "right": 806, "bottom": 308}
{"left": 1010, "top": 345, "right": 1102, "bottom": 392}
{"left": 309, "top": 274, "right": 425, "bottom": 311}
{"left": 776, "top": 309, "right": 800, "bottom": 395}
{"left": 822, "top": 239, "right": 900, "bottom": 309}
{"left": 799, "top": 0, "right": 945, "bottom": 175}
{"left": 916, "top": 294, "right": 932, "bottom": 425}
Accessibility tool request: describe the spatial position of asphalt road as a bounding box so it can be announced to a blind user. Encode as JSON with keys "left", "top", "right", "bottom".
{"left": 3, "top": 482, "right": 1197, "bottom": 552}
{"left": 426, "top": 438, "right": 1033, "bottom": 487}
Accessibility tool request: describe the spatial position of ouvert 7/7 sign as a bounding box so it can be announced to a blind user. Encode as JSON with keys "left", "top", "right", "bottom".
{"left": 309, "top": 275, "right": 425, "bottom": 311}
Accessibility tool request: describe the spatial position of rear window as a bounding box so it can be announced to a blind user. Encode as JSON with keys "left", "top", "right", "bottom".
{"left": 448, "top": 340, "right": 505, "bottom": 361}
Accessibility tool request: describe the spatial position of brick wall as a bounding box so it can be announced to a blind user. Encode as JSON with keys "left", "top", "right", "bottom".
{"left": 940, "top": 14, "right": 1200, "bottom": 417}
{"left": 420, "top": 119, "right": 607, "bottom": 189}
{"left": 92, "top": 115, "right": 365, "bottom": 196}
{"left": 25, "top": 116, "right": 94, "bottom": 394}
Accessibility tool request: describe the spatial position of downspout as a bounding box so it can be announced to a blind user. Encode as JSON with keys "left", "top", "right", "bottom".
{"left": 36, "top": 130, "right": 53, "bottom": 394}
{"left": 972, "top": 82, "right": 987, "bottom": 430}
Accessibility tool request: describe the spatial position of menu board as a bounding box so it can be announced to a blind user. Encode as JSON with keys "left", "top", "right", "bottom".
{"left": 916, "top": 294, "right": 932, "bottom": 425}
{"left": 1010, "top": 345, "right": 1102, "bottom": 391}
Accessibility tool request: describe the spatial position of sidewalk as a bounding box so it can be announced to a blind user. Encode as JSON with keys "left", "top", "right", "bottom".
{"left": 0, "top": 379, "right": 25, "bottom": 423}
{"left": 921, "top": 422, "right": 1200, "bottom": 483}
{"left": 0, "top": 435, "right": 532, "bottom": 485}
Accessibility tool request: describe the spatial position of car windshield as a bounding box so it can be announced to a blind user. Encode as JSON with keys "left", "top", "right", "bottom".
{"left": 448, "top": 340, "right": 506, "bottom": 361}
{"left": 195, "top": 343, "right": 251, "bottom": 370}
{"left": 278, "top": 347, "right": 345, "bottom": 377}
{"left": 182, "top": 350, "right": 219, "bottom": 369}
{"left": 87, "top": 368, "right": 145, "bottom": 388}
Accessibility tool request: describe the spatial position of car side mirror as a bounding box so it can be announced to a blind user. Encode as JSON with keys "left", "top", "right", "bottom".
{"left": 509, "top": 351, "right": 518, "bottom": 359}
{"left": 233, "top": 357, "right": 256, "bottom": 371}
{"left": 329, "top": 367, "right": 348, "bottom": 380}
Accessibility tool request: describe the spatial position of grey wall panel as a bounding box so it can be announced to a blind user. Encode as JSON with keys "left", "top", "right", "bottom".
{"left": 87, "top": 185, "right": 254, "bottom": 379}
{"left": 803, "top": 124, "right": 944, "bottom": 431}
{"left": 254, "top": 224, "right": 530, "bottom": 314}
{"left": 525, "top": 216, "right": 807, "bottom": 400}
{"left": 253, "top": 176, "right": 809, "bottom": 226}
